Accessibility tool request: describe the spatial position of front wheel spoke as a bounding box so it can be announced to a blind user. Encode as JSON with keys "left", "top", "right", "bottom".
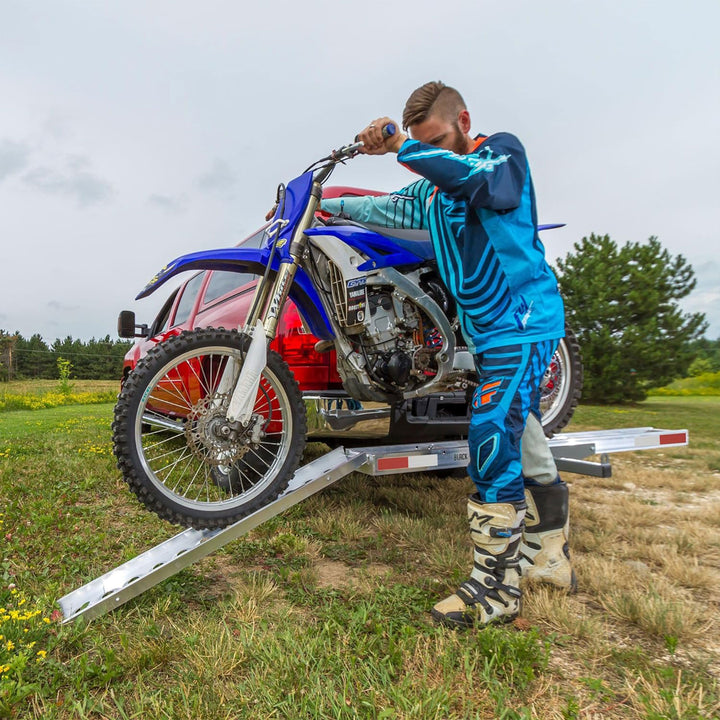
{"left": 160, "top": 446, "right": 193, "bottom": 480}
{"left": 179, "top": 457, "right": 208, "bottom": 500}
{"left": 254, "top": 441, "right": 283, "bottom": 454}
{"left": 208, "top": 354, "right": 233, "bottom": 395}
{"left": 244, "top": 446, "right": 274, "bottom": 471}
{"left": 235, "top": 466, "right": 253, "bottom": 494}
{"left": 185, "top": 355, "right": 216, "bottom": 396}
{"left": 254, "top": 441, "right": 282, "bottom": 455}
{"left": 192, "top": 461, "right": 213, "bottom": 502}
{"left": 253, "top": 397, "right": 272, "bottom": 415}
{"left": 149, "top": 445, "right": 193, "bottom": 480}
{"left": 156, "top": 453, "right": 189, "bottom": 488}
{"left": 200, "top": 354, "right": 224, "bottom": 395}
{"left": 168, "top": 448, "right": 197, "bottom": 493}
{"left": 232, "top": 467, "right": 253, "bottom": 494}
{"left": 141, "top": 421, "right": 184, "bottom": 437}
{"left": 142, "top": 431, "right": 190, "bottom": 455}
{"left": 149, "top": 378, "right": 195, "bottom": 412}
{"left": 146, "top": 392, "right": 196, "bottom": 416}
{"left": 142, "top": 430, "right": 189, "bottom": 455}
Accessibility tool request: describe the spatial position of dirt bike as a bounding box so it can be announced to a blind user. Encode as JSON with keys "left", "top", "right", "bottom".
{"left": 112, "top": 130, "right": 583, "bottom": 529}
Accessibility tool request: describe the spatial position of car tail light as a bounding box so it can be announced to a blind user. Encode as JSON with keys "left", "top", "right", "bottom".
{"left": 273, "top": 304, "right": 342, "bottom": 390}
{"left": 274, "top": 305, "right": 315, "bottom": 362}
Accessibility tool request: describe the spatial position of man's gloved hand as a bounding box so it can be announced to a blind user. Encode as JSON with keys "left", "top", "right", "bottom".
{"left": 358, "top": 117, "right": 407, "bottom": 155}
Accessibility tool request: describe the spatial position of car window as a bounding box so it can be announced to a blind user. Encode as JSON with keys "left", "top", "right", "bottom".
{"left": 150, "top": 288, "right": 179, "bottom": 336}
{"left": 203, "top": 271, "right": 256, "bottom": 305}
{"left": 201, "top": 226, "right": 267, "bottom": 305}
{"left": 172, "top": 272, "right": 205, "bottom": 327}
{"left": 240, "top": 227, "right": 267, "bottom": 250}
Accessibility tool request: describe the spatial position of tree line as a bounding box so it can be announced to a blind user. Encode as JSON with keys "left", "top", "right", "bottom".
{"left": 0, "top": 332, "right": 132, "bottom": 381}
{"left": 687, "top": 338, "right": 720, "bottom": 376}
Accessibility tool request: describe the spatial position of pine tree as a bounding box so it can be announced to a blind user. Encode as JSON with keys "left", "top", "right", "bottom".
{"left": 556, "top": 234, "right": 707, "bottom": 402}
{"left": 15, "top": 334, "right": 55, "bottom": 379}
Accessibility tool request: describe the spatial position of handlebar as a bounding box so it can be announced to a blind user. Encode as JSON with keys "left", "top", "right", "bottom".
{"left": 304, "top": 123, "right": 398, "bottom": 179}
{"left": 353, "top": 123, "right": 396, "bottom": 143}
{"left": 336, "top": 123, "right": 397, "bottom": 161}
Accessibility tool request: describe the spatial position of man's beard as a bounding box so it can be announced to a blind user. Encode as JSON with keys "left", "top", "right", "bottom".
{"left": 450, "top": 123, "right": 468, "bottom": 155}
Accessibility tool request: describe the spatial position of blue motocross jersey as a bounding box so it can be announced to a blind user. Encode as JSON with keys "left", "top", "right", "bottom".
{"left": 321, "top": 133, "right": 565, "bottom": 353}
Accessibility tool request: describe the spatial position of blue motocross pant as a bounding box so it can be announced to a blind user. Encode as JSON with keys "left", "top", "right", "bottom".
{"left": 468, "top": 340, "right": 560, "bottom": 504}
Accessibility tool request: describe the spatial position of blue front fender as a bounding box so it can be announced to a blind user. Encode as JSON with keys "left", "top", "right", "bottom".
{"left": 136, "top": 247, "right": 334, "bottom": 341}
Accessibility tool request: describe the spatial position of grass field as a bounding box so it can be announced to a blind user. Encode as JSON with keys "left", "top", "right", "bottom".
{"left": 0, "top": 380, "right": 118, "bottom": 413}
{"left": 0, "top": 390, "right": 718, "bottom": 719}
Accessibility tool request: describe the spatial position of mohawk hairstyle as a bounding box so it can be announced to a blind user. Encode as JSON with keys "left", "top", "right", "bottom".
{"left": 402, "top": 81, "right": 467, "bottom": 131}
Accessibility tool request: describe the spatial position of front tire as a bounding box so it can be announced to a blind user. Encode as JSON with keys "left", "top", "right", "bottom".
{"left": 112, "top": 328, "right": 306, "bottom": 529}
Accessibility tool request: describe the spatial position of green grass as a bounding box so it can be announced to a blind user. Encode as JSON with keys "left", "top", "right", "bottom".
{"left": 0, "top": 396, "right": 718, "bottom": 718}
{"left": 571, "top": 396, "right": 720, "bottom": 451}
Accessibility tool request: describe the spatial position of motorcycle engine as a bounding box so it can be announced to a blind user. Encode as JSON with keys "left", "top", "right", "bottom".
{"left": 343, "top": 274, "right": 451, "bottom": 392}
{"left": 363, "top": 288, "right": 418, "bottom": 386}
{"left": 308, "top": 240, "right": 454, "bottom": 398}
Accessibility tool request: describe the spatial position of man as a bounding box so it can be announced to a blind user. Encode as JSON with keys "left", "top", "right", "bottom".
{"left": 321, "top": 81, "right": 575, "bottom": 628}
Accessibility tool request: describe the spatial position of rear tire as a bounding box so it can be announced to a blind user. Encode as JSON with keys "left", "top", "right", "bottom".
{"left": 112, "top": 328, "right": 306, "bottom": 529}
{"left": 540, "top": 326, "right": 583, "bottom": 437}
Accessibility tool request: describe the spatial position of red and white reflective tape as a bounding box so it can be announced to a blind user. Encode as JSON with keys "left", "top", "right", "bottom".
{"left": 634, "top": 430, "right": 688, "bottom": 449}
{"left": 376, "top": 454, "right": 440, "bottom": 472}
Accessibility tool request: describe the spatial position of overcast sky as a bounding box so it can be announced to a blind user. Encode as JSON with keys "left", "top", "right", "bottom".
{"left": 1, "top": 0, "right": 719, "bottom": 344}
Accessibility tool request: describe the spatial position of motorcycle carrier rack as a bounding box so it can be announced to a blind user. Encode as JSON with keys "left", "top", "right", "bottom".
{"left": 58, "top": 426, "right": 688, "bottom": 624}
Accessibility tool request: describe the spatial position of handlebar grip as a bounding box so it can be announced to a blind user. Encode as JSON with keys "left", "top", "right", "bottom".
{"left": 354, "top": 123, "right": 397, "bottom": 143}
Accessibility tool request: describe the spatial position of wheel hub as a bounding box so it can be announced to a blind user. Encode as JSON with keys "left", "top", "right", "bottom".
{"left": 541, "top": 360, "right": 562, "bottom": 411}
{"left": 185, "top": 396, "right": 253, "bottom": 466}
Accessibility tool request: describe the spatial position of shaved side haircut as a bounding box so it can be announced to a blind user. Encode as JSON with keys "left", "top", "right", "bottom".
{"left": 402, "top": 81, "right": 467, "bottom": 131}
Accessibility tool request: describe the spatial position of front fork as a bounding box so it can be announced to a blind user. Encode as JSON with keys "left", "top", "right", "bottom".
{"left": 222, "top": 181, "right": 322, "bottom": 425}
{"left": 245, "top": 181, "right": 322, "bottom": 339}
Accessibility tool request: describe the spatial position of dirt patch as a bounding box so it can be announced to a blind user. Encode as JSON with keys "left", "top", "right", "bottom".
{"left": 627, "top": 487, "right": 720, "bottom": 512}
{"left": 314, "top": 559, "right": 393, "bottom": 591}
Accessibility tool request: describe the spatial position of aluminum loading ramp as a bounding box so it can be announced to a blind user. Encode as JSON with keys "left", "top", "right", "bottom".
{"left": 58, "top": 427, "right": 688, "bottom": 624}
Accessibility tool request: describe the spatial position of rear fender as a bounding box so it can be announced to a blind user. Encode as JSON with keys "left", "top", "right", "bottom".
{"left": 136, "top": 247, "right": 334, "bottom": 341}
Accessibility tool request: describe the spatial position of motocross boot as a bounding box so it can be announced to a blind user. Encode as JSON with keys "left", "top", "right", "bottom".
{"left": 519, "top": 481, "right": 577, "bottom": 592}
{"left": 432, "top": 495, "right": 526, "bottom": 628}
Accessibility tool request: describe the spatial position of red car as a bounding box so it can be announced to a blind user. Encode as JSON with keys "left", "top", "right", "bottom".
{"left": 119, "top": 188, "right": 580, "bottom": 443}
